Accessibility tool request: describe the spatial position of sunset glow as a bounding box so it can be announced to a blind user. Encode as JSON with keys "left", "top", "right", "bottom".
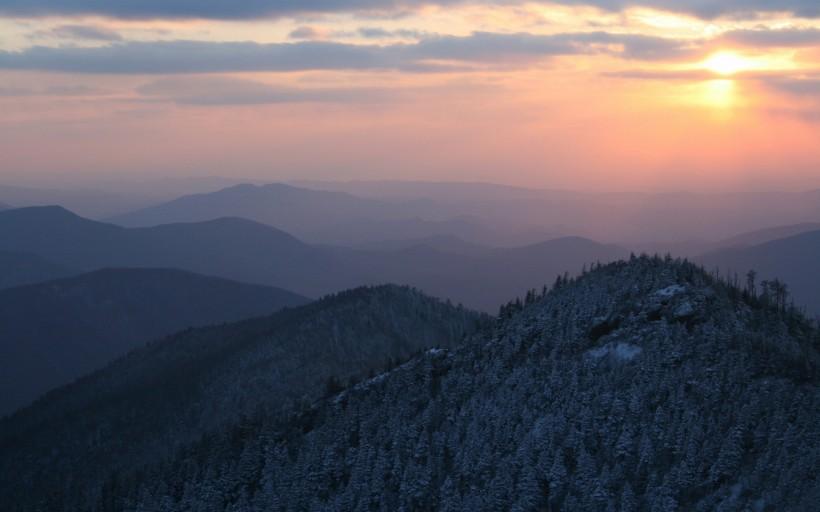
{"left": 701, "top": 50, "right": 798, "bottom": 76}
{"left": 703, "top": 52, "right": 755, "bottom": 76}
{"left": 699, "top": 79, "right": 737, "bottom": 110}
{"left": 0, "top": 2, "right": 817, "bottom": 191}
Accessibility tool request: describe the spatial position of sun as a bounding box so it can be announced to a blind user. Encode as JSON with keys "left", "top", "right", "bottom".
{"left": 702, "top": 51, "right": 752, "bottom": 76}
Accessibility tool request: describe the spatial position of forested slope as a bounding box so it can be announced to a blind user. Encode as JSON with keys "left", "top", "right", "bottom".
{"left": 97, "top": 257, "right": 820, "bottom": 511}
{"left": 0, "top": 267, "right": 307, "bottom": 415}
{"left": 0, "top": 285, "right": 484, "bottom": 511}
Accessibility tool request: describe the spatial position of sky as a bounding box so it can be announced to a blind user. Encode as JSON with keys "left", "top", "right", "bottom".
{"left": 0, "top": 1, "right": 818, "bottom": 192}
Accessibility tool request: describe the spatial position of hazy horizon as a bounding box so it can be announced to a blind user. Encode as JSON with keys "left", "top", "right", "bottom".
{"left": 2, "top": 172, "right": 820, "bottom": 196}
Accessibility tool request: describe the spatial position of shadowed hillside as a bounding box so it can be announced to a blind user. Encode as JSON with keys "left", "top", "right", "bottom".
{"left": 0, "top": 251, "right": 75, "bottom": 289}
{"left": 701, "top": 229, "right": 820, "bottom": 316}
{"left": 0, "top": 268, "right": 308, "bottom": 415}
{"left": 0, "top": 285, "right": 485, "bottom": 510}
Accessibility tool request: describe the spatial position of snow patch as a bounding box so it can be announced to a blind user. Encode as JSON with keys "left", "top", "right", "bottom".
{"left": 353, "top": 371, "right": 389, "bottom": 392}
{"left": 592, "top": 315, "right": 608, "bottom": 326}
{"left": 653, "top": 284, "right": 686, "bottom": 298}
{"left": 673, "top": 301, "right": 695, "bottom": 319}
{"left": 587, "top": 342, "right": 643, "bottom": 361}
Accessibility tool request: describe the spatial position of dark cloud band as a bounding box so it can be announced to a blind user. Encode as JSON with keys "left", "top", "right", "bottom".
{"left": 0, "top": 32, "right": 696, "bottom": 74}
{"left": 721, "top": 28, "right": 820, "bottom": 47}
{"left": 554, "top": 0, "right": 820, "bottom": 19}
{"left": 0, "top": 0, "right": 818, "bottom": 20}
{"left": 0, "top": 0, "right": 413, "bottom": 19}
{"left": 138, "top": 76, "right": 397, "bottom": 105}
{"left": 0, "top": 40, "right": 393, "bottom": 73}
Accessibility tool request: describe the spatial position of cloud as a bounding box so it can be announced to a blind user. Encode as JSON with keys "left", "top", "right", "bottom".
{"left": 358, "top": 27, "right": 429, "bottom": 39}
{"left": 402, "top": 31, "right": 698, "bottom": 63}
{"left": 721, "top": 28, "right": 820, "bottom": 47}
{"left": 576, "top": 32, "right": 698, "bottom": 60}
{"left": 0, "top": 32, "right": 695, "bottom": 74}
{"left": 0, "top": 84, "right": 101, "bottom": 96}
{"left": 763, "top": 76, "right": 820, "bottom": 97}
{"left": 0, "top": 0, "right": 818, "bottom": 20}
{"left": 0, "top": 40, "right": 394, "bottom": 73}
{"left": 288, "top": 26, "right": 325, "bottom": 40}
{"left": 0, "top": 0, "right": 415, "bottom": 19}
{"left": 605, "top": 68, "right": 819, "bottom": 87}
{"left": 556, "top": 0, "right": 820, "bottom": 19}
{"left": 603, "top": 69, "right": 715, "bottom": 80}
{"left": 137, "top": 76, "right": 394, "bottom": 104}
{"left": 42, "top": 24, "right": 123, "bottom": 42}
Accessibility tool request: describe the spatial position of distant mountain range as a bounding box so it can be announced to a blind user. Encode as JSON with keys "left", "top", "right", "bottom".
{"left": 0, "top": 185, "right": 157, "bottom": 219}
{"left": 296, "top": 180, "right": 820, "bottom": 248}
{"left": 0, "top": 251, "right": 75, "bottom": 289}
{"left": 3, "top": 258, "right": 817, "bottom": 511}
{"left": 335, "top": 236, "right": 627, "bottom": 310}
{"left": 0, "top": 206, "right": 626, "bottom": 311}
{"left": 714, "top": 222, "right": 820, "bottom": 249}
{"left": 0, "top": 285, "right": 484, "bottom": 510}
{"left": 7, "top": 204, "right": 820, "bottom": 314}
{"left": 107, "top": 183, "right": 550, "bottom": 247}
{"left": 0, "top": 267, "right": 307, "bottom": 415}
{"left": 354, "top": 233, "right": 491, "bottom": 254}
{"left": 0, "top": 205, "right": 343, "bottom": 295}
{"left": 702, "top": 228, "right": 820, "bottom": 316}
{"left": 109, "top": 183, "right": 405, "bottom": 231}
{"left": 7, "top": 179, "right": 820, "bottom": 249}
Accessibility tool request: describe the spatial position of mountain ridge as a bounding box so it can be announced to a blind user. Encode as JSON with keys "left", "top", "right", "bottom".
{"left": 701, "top": 228, "right": 820, "bottom": 316}
{"left": 108, "top": 182, "right": 405, "bottom": 229}
{"left": 0, "top": 285, "right": 486, "bottom": 510}
{"left": 715, "top": 222, "right": 820, "bottom": 249}
{"left": 0, "top": 205, "right": 339, "bottom": 297}
{"left": 106, "top": 182, "right": 560, "bottom": 247}
{"left": 0, "top": 250, "right": 76, "bottom": 289}
{"left": 0, "top": 206, "right": 627, "bottom": 311}
{"left": 0, "top": 186, "right": 152, "bottom": 218}
{"left": 0, "top": 267, "right": 308, "bottom": 415}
